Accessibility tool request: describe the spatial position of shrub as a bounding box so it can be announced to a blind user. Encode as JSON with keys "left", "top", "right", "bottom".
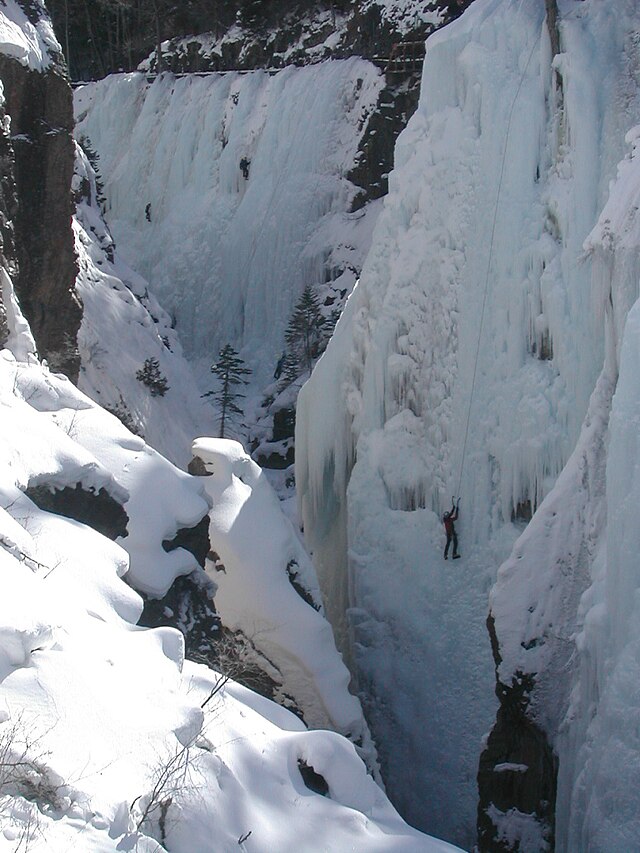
{"left": 136, "top": 358, "right": 169, "bottom": 397}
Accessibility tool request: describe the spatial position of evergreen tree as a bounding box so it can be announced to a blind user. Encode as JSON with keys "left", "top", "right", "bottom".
{"left": 77, "top": 135, "right": 107, "bottom": 210}
{"left": 136, "top": 357, "right": 169, "bottom": 396}
{"left": 203, "top": 344, "right": 251, "bottom": 438}
{"left": 277, "top": 351, "right": 300, "bottom": 392}
{"left": 284, "top": 284, "right": 325, "bottom": 377}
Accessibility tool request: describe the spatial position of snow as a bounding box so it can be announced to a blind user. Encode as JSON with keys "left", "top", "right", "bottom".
{"left": 0, "top": 339, "right": 211, "bottom": 599}
{"left": 361, "top": 0, "right": 445, "bottom": 33}
{"left": 297, "top": 0, "right": 640, "bottom": 845}
{"left": 192, "top": 437, "right": 378, "bottom": 762}
{"left": 73, "top": 60, "right": 384, "bottom": 388}
{"left": 493, "top": 763, "right": 528, "bottom": 774}
{"left": 73, "top": 142, "right": 217, "bottom": 469}
{"left": 0, "top": 268, "right": 458, "bottom": 851}
{"left": 485, "top": 804, "right": 550, "bottom": 853}
{"left": 0, "top": 266, "right": 36, "bottom": 362}
{"left": 0, "top": 0, "right": 59, "bottom": 70}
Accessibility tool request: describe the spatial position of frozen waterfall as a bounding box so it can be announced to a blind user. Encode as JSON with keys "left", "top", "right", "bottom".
{"left": 74, "top": 60, "right": 384, "bottom": 387}
{"left": 297, "top": 0, "right": 640, "bottom": 846}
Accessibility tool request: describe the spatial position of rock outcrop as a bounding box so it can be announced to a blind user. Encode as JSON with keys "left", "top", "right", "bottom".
{"left": 477, "top": 615, "right": 557, "bottom": 852}
{"left": 0, "top": 2, "right": 80, "bottom": 378}
{"left": 26, "top": 482, "right": 129, "bottom": 540}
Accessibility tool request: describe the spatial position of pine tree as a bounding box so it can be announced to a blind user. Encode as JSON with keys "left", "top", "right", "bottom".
{"left": 203, "top": 344, "right": 252, "bottom": 438}
{"left": 136, "top": 357, "right": 169, "bottom": 396}
{"left": 284, "top": 284, "right": 325, "bottom": 377}
{"left": 77, "top": 135, "right": 107, "bottom": 210}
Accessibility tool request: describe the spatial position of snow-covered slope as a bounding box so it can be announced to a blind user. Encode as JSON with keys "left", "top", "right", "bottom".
{"left": 193, "top": 437, "right": 377, "bottom": 759}
{"left": 0, "top": 262, "right": 459, "bottom": 851}
{"left": 72, "top": 142, "right": 381, "bottom": 773}
{"left": 73, "top": 142, "right": 216, "bottom": 468}
{"left": 0, "top": 0, "right": 58, "bottom": 70}
{"left": 297, "top": 0, "right": 640, "bottom": 846}
{"left": 74, "top": 61, "right": 384, "bottom": 387}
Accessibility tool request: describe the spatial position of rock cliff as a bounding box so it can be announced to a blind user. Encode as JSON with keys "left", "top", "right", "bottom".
{"left": 0, "top": 1, "right": 80, "bottom": 377}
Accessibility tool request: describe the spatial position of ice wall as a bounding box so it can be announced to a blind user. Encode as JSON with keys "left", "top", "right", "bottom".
{"left": 74, "top": 61, "right": 383, "bottom": 386}
{"left": 556, "top": 127, "right": 640, "bottom": 851}
{"left": 73, "top": 143, "right": 216, "bottom": 468}
{"left": 489, "top": 122, "right": 640, "bottom": 851}
{"left": 297, "top": 0, "right": 640, "bottom": 845}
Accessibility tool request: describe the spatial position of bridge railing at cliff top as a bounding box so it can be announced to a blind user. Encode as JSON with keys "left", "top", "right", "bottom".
{"left": 70, "top": 51, "right": 424, "bottom": 89}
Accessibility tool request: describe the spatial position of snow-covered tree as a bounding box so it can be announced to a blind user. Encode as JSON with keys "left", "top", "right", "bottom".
{"left": 203, "top": 344, "right": 251, "bottom": 438}
{"left": 136, "top": 357, "right": 169, "bottom": 396}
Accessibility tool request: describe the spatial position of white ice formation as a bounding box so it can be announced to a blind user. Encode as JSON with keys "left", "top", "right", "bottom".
{"left": 297, "top": 0, "right": 640, "bottom": 848}
{"left": 74, "top": 60, "right": 384, "bottom": 387}
{"left": 73, "top": 141, "right": 217, "bottom": 468}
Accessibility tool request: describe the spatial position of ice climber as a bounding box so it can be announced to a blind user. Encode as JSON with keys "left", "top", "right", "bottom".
{"left": 443, "top": 498, "right": 460, "bottom": 560}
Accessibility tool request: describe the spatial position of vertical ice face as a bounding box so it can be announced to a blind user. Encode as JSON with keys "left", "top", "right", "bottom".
{"left": 298, "top": 0, "right": 640, "bottom": 845}
{"left": 549, "top": 125, "right": 640, "bottom": 853}
{"left": 74, "top": 61, "right": 384, "bottom": 386}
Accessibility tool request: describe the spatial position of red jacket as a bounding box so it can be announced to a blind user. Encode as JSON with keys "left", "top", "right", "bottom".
{"left": 443, "top": 508, "right": 458, "bottom": 534}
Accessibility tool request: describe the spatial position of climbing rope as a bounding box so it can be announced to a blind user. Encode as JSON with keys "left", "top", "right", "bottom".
{"left": 455, "top": 30, "right": 542, "bottom": 499}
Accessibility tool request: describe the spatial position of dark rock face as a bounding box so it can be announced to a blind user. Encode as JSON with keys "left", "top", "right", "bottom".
{"left": 187, "top": 456, "right": 212, "bottom": 477}
{"left": 286, "top": 559, "right": 320, "bottom": 611}
{"left": 150, "top": 1, "right": 476, "bottom": 75}
{"left": 0, "top": 89, "right": 18, "bottom": 349}
{"left": 139, "top": 569, "right": 223, "bottom": 662}
{"left": 256, "top": 444, "right": 295, "bottom": 470}
{"left": 162, "top": 514, "right": 211, "bottom": 569}
{"left": 298, "top": 759, "right": 329, "bottom": 796}
{"left": 47, "top": 0, "right": 475, "bottom": 79}
{"left": 139, "top": 568, "right": 301, "bottom": 716}
{"left": 0, "top": 45, "right": 80, "bottom": 378}
{"left": 272, "top": 406, "right": 295, "bottom": 443}
{"left": 25, "top": 483, "right": 129, "bottom": 540}
{"left": 478, "top": 614, "right": 557, "bottom": 852}
{"left": 349, "top": 79, "right": 421, "bottom": 210}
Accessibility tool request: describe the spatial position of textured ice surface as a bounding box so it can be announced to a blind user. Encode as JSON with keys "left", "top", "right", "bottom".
{"left": 73, "top": 142, "right": 216, "bottom": 468}
{"left": 74, "top": 61, "right": 384, "bottom": 387}
{"left": 298, "top": 0, "right": 640, "bottom": 845}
